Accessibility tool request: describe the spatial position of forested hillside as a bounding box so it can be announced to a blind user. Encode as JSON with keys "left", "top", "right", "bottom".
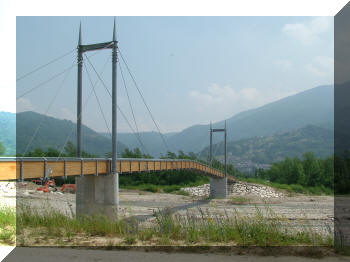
{"left": 16, "top": 111, "right": 126, "bottom": 156}
{"left": 200, "top": 124, "right": 333, "bottom": 164}
{"left": 166, "top": 85, "right": 333, "bottom": 154}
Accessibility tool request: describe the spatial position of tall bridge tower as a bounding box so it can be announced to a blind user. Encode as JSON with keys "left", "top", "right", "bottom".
{"left": 75, "top": 19, "right": 119, "bottom": 219}
{"left": 209, "top": 121, "right": 228, "bottom": 198}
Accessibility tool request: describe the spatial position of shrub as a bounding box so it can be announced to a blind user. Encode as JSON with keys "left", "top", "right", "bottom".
{"left": 290, "top": 184, "right": 306, "bottom": 193}
{"left": 163, "top": 185, "right": 181, "bottom": 193}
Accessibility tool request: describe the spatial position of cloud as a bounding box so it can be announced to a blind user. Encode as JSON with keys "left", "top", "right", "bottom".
{"left": 305, "top": 56, "right": 333, "bottom": 78}
{"left": 58, "top": 107, "right": 76, "bottom": 122}
{"left": 16, "top": 98, "right": 35, "bottom": 112}
{"left": 275, "top": 59, "right": 293, "bottom": 71}
{"left": 282, "top": 17, "right": 331, "bottom": 45}
{"left": 189, "top": 84, "right": 294, "bottom": 122}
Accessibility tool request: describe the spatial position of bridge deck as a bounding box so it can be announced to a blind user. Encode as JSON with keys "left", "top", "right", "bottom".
{"left": 0, "top": 158, "right": 235, "bottom": 182}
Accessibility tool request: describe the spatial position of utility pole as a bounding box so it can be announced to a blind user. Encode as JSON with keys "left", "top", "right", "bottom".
{"left": 77, "top": 23, "right": 83, "bottom": 157}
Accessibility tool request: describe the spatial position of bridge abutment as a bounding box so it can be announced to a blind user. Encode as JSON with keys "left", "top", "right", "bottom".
{"left": 210, "top": 176, "right": 227, "bottom": 198}
{"left": 76, "top": 173, "right": 119, "bottom": 220}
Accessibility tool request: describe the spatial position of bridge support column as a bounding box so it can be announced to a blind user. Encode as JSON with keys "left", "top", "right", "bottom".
{"left": 76, "top": 173, "right": 119, "bottom": 220}
{"left": 210, "top": 176, "right": 227, "bottom": 198}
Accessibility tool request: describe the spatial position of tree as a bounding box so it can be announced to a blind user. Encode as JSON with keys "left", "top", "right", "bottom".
{"left": 119, "top": 147, "right": 153, "bottom": 159}
{"left": 0, "top": 141, "right": 5, "bottom": 156}
{"left": 293, "top": 158, "right": 306, "bottom": 186}
{"left": 302, "top": 152, "right": 320, "bottom": 187}
{"left": 64, "top": 141, "right": 77, "bottom": 157}
{"left": 166, "top": 151, "right": 177, "bottom": 159}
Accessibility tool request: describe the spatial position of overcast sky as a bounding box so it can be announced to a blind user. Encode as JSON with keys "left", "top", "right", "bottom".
{"left": 14, "top": 16, "right": 333, "bottom": 133}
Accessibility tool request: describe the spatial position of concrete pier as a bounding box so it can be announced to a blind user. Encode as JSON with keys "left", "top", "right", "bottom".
{"left": 210, "top": 176, "right": 227, "bottom": 198}
{"left": 76, "top": 173, "right": 119, "bottom": 220}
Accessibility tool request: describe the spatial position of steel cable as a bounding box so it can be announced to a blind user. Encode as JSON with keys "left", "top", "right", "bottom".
{"left": 118, "top": 48, "right": 170, "bottom": 153}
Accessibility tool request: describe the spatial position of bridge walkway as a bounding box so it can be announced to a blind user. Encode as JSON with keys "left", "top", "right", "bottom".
{"left": 0, "top": 158, "right": 235, "bottom": 182}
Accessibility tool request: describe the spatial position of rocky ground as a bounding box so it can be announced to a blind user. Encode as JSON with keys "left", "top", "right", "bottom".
{"left": 181, "top": 181, "right": 284, "bottom": 198}
{"left": 7, "top": 180, "right": 334, "bottom": 237}
{"left": 0, "top": 181, "right": 335, "bottom": 237}
{"left": 0, "top": 182, "right": 16, "bottom": 208}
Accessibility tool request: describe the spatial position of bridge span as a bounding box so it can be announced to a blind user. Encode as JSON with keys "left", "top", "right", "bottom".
{"left": 0, "top": 157, "right": 233, "bottom": 219}
{"left": 0, "top": 157, "right": 234, "bottom": 182}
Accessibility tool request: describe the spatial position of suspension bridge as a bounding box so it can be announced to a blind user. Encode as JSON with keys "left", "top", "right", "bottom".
{"left": 1, "top": 19, "right": 234, "bottom": 219}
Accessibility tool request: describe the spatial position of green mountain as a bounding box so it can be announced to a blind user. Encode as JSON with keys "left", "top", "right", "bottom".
{"left": 3, "top": 85, "right": 334, "bottom": 159}
{"left": 166, "top": 85, "right": 334, "bottom": 154}
{"left": 0, "top": 111, "right": 16, "bottom": 156}
{"left": 101, "top": 131, "right": 176, "bottom": 157}
{"left": 16, "top": 111, "right": 126, "bottom": 157}
{"left": 200, "top": 124, "right": 333, "bottom": 167}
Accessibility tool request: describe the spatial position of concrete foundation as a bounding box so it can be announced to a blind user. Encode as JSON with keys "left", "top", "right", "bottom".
{"left": 210, "top": 176, "right": 227, "bottom": 198}
{"left": 76, "top": 173, "right": 119, "bottom": 220}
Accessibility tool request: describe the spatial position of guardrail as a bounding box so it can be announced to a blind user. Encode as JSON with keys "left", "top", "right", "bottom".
{"left": 0, "top": 157, "right": 235, "bottom": 182}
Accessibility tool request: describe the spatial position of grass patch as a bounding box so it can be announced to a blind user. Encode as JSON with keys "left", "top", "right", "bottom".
{"left": 173, "top": 190, "right": 190, "bottom": 196}
{"left": 122, "top": 183, "right": 198, "bottom": 195}
{"left": 119, "top": 170, "right": 209, "bottom": 194}
{"left": 124, "top": 235, "right": 137, "bottom": 245}
{"left": 229, "top": 196, "right": 251, "bottom": 205}
{"left": 0, "top": 206, "right": 16, "bottom": 245}
{"left": 239, "top": 178, "right": 333, "bottom": 196}
{"left": 17, "top": 204, "right": 333, "bottom": 247}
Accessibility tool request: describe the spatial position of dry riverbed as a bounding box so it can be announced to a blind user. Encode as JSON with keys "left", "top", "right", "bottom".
{"left": 0, "top": 181, "right": 336, "bottom": 247}
{"left": 13, "top": 181, "right": 334, "bottom": 237}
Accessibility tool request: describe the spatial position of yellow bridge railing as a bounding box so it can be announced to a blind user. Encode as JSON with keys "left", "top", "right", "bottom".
{"left": 0, "top": 158, "right": 235, "bottom": 182}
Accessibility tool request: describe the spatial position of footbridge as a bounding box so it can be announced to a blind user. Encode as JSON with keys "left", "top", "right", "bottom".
{"left": 0, "top": 157, "right": 234, "bottom": 182}
{"left": 13, "top": 19, "right": 234, "bottom": 219}
{"left": 0, "top": 157, "right": 233, "bottom": 219}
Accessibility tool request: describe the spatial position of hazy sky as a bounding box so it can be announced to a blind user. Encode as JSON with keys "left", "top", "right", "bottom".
{"left": 15, "top": 16, "right": 333, "bottom": 133}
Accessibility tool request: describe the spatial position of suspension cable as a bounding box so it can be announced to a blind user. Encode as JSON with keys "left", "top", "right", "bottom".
{"left": 84, "top": 60, "right": 111, "bottom": 138}
{"left": 83, "top": 53, "right": 150, "bottom": 155}
{"left": 16, "top": 48, "right": 76, "bottom": 82}
{"left": 55, "top": 55, "right": 111, "bottom": 160}
{"left": 17, "top": 48, "right": 110, "bottom": 100}
{"left": 16, "top": 63, "right": 76, "bottom": 100}
{"left": 22, "top": 59, "right": 75, "bottom": 156}
{"left": 195, "top": 131, "right": 210, "bottom": 160}
{"left": 117, "top": 48, "right": 170, "bottom": 153}
{"left": 118, "top": 59, "right": 143, "bottom": 152}
{"left": 117, "top": 104, "right": 150, "bottom": 156}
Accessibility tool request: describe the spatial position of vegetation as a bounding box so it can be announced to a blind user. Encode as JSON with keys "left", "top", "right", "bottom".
{"left": 334, "top": 152, "right": 350, "bottom": 194}
{"left": 16, "top": 205, "right": 333, "bottom": 247}
{"left": 166, "top": 85, "right": 333, "bottom": 154}
{"left": 239, "top": 178, "right": 333, "bottom": 196}
{"left": 119, "top": 148, "right": 210, "bottom": 193}
{"left": 0, "top": 206, "right": 16, "bottom": 245}
{"left": 235, "top": 153, "right": 333, "bottom": 195}
{"left": 17, "top": 141, "right": 98, "bottom": 158}
{"left": 0, "top": 141, "right": 5, "bottom": 156}
{"left": 16, "top": 111, "right": 126, "bottom": 156}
